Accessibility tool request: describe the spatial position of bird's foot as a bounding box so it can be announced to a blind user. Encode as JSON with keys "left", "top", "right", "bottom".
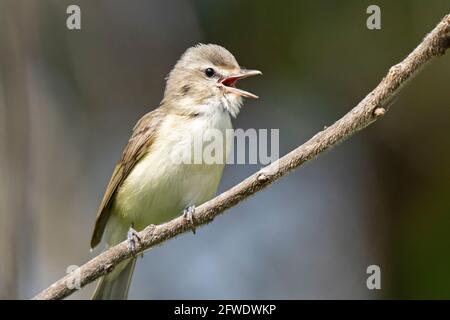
{"left": 127, "top": 225, "right": 142, "bottom": 257}
{"left": 183, "top": 205, "right": 196, "bottom": 234}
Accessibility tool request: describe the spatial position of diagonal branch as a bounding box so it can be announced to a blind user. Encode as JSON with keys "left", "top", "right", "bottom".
{"left": 33, "top": 14, "right": 450, "bottom": 300}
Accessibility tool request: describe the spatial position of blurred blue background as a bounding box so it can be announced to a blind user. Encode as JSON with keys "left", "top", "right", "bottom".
{"left": 1, "top": 0, "right": 450, "bottom": 299}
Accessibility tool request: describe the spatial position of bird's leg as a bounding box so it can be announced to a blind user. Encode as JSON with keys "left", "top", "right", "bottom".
{"left": 183, "top": 205, "right": 196, "bottom": 234}
{"left": 127, "top": 223, "right": 142, "bottom": 256}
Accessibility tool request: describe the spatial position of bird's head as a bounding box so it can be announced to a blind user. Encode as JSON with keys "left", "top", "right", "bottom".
{"left": 162, "top": 44, "right": 262, "bottom": 117}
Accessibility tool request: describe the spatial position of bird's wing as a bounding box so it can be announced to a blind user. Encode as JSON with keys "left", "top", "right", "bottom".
{"left": 90, "top": 108, "right": 166, "bottom": 248}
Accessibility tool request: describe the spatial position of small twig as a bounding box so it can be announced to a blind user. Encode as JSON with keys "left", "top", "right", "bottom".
{"left": 33, "top": 14, "right": 450, "bottom": 300}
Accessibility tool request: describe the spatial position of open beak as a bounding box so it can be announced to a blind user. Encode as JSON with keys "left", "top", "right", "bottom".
{"left": 219, "top": 69, "right": 262, "bottom": 99}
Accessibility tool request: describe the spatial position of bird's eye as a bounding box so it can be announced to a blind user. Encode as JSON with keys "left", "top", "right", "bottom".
{"left": 205, "top": 68, "right": 215, "bottom": 78}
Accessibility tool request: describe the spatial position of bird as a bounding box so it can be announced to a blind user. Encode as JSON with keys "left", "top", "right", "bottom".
{"left": 90, "top": 44, "right": 261, "bottom": 299}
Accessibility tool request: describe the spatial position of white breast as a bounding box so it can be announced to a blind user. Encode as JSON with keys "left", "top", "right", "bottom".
{"left": 105, "top": 108, "right": 233, "bottom": 245}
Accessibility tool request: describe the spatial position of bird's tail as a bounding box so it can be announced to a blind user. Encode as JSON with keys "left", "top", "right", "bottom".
{"left": 91, "top": 257, "right": 136, "bottom": 300}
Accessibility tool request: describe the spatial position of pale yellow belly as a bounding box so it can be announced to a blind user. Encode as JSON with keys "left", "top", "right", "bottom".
{"left": 104, "top": 112, "right": 232, "bottom": 246}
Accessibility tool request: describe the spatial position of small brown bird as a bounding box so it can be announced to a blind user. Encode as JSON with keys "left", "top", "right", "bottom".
{"left": 90, "top": 44, "right": 261, "bottom": 299}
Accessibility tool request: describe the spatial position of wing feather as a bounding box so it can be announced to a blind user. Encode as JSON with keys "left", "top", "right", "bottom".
{"left": 90, "top": 109, "right": 165, "bottom": 248}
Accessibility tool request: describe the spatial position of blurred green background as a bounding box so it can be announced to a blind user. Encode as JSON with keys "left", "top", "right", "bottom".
{"left": 1, "top": 0, "right": 450, "bottom": 299}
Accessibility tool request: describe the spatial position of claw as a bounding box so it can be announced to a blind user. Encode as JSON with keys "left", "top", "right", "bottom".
{"left": 183, "top": 205, "right": 196, "bottom": 234}
{"left": 127, "top": 225, "right": 142, "bottom": 256}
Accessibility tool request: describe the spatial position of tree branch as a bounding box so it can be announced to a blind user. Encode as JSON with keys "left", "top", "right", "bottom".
{"left": 33, "top": 14, "right": 450, "bottom": 300}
